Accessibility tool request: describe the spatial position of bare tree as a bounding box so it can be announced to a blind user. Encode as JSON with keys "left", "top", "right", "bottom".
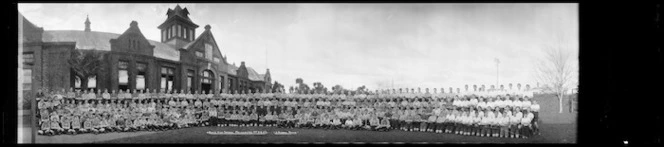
{"left": 534, "top": 35, "right": 576, "bottom": 113}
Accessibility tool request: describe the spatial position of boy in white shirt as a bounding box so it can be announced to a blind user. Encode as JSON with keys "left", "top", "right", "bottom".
{"left": 471, "top": 110, "right": 482, "bottom": 136}
{"left": 469, "top": 96, "right": 479, "bottom": 108}
{"left": 488, "top": 109, "right": 499, "bottom": 137}
{"left": 453, "top": 110, "right": 464, "bottom": 135}
{"left": 479, "top": 110, "right": 491, "bottom": 137}
{"left": 520, "top": 98, "right": 532, "bottom": 110}
{"left": 478, "top": 97, "right": 488, "bottom": 110}
{"left": 499, "top": 111, "right": 510, "bottom": 138}
{"left": 511, "top": 110, "right": 523, "bottom": 138}
{"left": 444, "top": 109, "right": 456, "bottom": 134}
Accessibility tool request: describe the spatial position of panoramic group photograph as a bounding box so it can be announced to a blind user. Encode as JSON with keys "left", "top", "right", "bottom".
{"left": 17, "top": 3, "right": 578, "bottom": 143}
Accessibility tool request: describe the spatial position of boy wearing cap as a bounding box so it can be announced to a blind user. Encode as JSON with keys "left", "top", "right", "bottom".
{"left": 40, "top": 119, "right": 55, "bottom": 136}
{"left": 98, "top": 115, "right": 111, "bottom": 133}
{"left": 59, "top": 113, "right": 73, "bottom": 135}
{"left": 377, "top": 114, "right": 391, "bottom": 132}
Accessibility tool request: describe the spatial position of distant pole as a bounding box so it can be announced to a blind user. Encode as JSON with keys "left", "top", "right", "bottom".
{"left": 265, "top": 44, "right": 268, "bottom": 69}
{"left": 495, "top": 58, "right": 500, "bottom": 87}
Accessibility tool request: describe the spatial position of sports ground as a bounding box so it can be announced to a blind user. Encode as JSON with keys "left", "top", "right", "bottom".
{"left": 25, "top": 94, "right": 576, "bottom": 143}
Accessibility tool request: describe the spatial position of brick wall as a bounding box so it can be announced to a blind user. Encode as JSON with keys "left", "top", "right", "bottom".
{"left": 41, "top": 43, "right": 74, "bottom": 91}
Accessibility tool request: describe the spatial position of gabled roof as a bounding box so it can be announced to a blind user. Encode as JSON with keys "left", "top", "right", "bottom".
{"left": 247, "top": 67, "right": 264, "bottom": 82}
{"left": 20, "top": 13, "right": 40, "bottom": 30}
{"left": 41, "top": 30, "right": 180, "bottom": 61}
{"left": 227, "top": 64, "right": 238, "bottom": 76}
{"left": 182, "top": 25, "right": 227, "bottom": 64}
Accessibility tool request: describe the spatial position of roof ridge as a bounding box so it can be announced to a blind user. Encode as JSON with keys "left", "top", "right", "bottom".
{"left": 44, "top": 30, "right": 174, "bottom": 47}
{"left": 41, "top": 30, "right": 180, "bottom": 61}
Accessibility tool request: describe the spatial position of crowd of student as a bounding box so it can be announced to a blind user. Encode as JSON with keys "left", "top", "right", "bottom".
{"left": 35, "top": 87, "right": 540, "bottom": 139}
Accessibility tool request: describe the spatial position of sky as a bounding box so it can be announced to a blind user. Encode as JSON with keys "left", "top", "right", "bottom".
{"left": 18, "top": 3, "right": 579, "bottom": 91}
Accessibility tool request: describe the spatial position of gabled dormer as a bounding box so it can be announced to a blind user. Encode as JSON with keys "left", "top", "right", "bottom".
{"left": 181, "top": 24, "right": 226, "bottom": 65}
{"left": 110, "top": 21, "right": 155, "bottom": 56}
{"left": 158, "top": 5, "right": 199, "bottom": 49}
{"left": 236, "top": 61, "right": 249, "bottom": 79}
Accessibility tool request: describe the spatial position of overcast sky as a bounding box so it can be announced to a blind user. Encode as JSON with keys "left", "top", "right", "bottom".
{"left": 19, "top": 3, "right": 578, "bottom": 91}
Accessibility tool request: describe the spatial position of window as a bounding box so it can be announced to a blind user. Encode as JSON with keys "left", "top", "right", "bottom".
{"left": 74, "top": 76, "right": 96, "bottom": 89}
{"left": 168, "top": 28, "right": 172, "bottom": 39}
{"left": 177, "top": 25, "right": 181, "bottom": 37}
{"left": 201, "top": 70, "right": 214, "bottom": 84}
{"left": 219, "top": 76, "right": 225, "bottom": 93}
{"left": 23, "top": 69, "right": 31, "bottom": 90}
{"left": 23, "top": 53, "right": 34, "bottom": 66}
{"left": 136, "top": 63, "right": 147, "bottom": 90}
{"left": 214, "top": 57, "right": 220, "bottom": 63}
{"left": 187, "top": 70, "right": 194, "bottom": 92}
{"left": 190, "top": 29, "right": 194, "bottom": 41}
{"left": 229, "top": 78, "right": 234, "bottom": 91}
{"left": 171, "top": 25, "right": 176, "bottom": 38}
{"left": 201, "top": 70, "right": 213, "bottom": 93}
{"left": 162, "top": 30, "right": 166, "bottom": 42}
{"left": 129, "top": 40, "right": 135, "bottom": 49}
{"left": 161, "top": 67, "right": 175, "bottom": 91}
{"left": 205, "top": 44, "right": 214, "bottom": 60}
{"left": 184, "top": 28, "right": 188, "bottom": 39}
{"left": 196, "top": 51, "right": 204, "bottom": 58}
{"left": 118, "top": 61, "right": 129, "bottom": 91}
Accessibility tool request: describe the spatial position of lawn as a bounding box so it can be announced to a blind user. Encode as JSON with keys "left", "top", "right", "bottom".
{"left": 97, "top": 123, "right": 576, "bottom": 143}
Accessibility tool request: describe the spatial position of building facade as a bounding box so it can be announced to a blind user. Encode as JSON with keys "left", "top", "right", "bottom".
{"left": 19, "top": 5, "right": 272, "bottom": 97}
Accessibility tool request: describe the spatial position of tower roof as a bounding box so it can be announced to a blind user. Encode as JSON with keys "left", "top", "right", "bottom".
{"left": 158, "top": 5, "right": 199, "bottom": 30}
{"left": 167, "top": 5, "right": 191, "bottom": 21}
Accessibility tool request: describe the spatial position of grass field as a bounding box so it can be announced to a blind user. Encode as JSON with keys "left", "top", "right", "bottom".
{"left": 94, "top": 123, "right": 575, "bottom": 143}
